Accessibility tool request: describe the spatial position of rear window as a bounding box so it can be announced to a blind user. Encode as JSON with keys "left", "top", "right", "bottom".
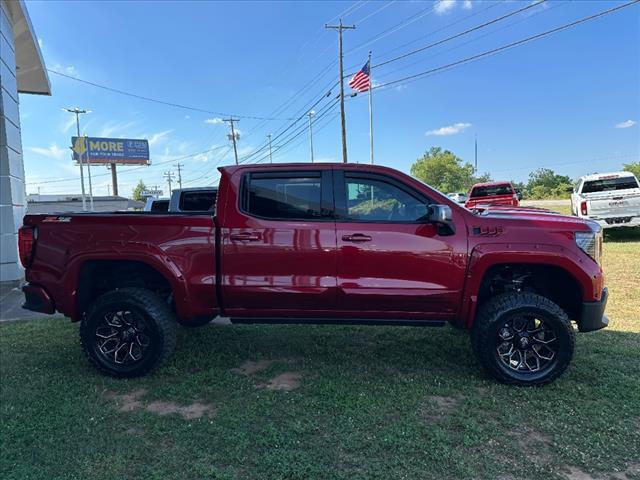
{"left": 179, "top": 191, "right": 217, "bottom": 211}
{"left": 243, "top": 173, "right": 322, "bottom": 220}
{"left": 150, "top": 200, "right": 169, "bottom": 212}
{"left": 582, "top": 177, "right": 639, "bottom": 194}
{"left": 470, "top": 184, "right": 514, "bottom": 198}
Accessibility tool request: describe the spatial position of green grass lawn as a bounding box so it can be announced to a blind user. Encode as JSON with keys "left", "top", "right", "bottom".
{"left": 2, "top": 233, "right": 639, "bottom": 480}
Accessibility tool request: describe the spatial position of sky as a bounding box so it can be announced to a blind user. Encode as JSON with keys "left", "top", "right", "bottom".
{"left": 19, "top": 0, "right": 640, "bottom": 197}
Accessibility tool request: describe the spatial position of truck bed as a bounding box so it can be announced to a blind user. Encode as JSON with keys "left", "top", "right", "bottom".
{"left": 22, "top": 213, "right": 218, "bottom": 322}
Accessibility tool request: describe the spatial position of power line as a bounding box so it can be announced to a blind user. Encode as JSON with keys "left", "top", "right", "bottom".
{"left": 373, "top": 0, "right": 640, "bottom": 91}
{"left": 371, "top": 0, "right": 566, "bottom": 84}
{"left": 371, "top": 0, "right": 501, "bottom": 64}
{"left": 372, "top": 0, "right": 547, "bottom": 70}
{"left": 47, "top": 69, "right": 291, "bottom": 121}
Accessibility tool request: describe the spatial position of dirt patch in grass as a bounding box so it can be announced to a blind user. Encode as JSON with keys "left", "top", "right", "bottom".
{"left": 146, "top": 400, "right": 215, "bottom": 419}
{"left": 259, "top": 372, "right": 302, "bottom": 391}
{"left": 105, "top": 389, "right": 215, "bottom": 419}
{"left": 509, "top": 427, "right": 553, "bottom": 464}
{"left": 231, "top": 360, "right": 274, "bottom": 376}
{"left": 105, "top": 388, "right": 146, "bottom": 412}
{"left": 560, "top": 463, "right": 640, "bottom": 480}
{"left": 419, "top": 395, "right": 460, "bottom": 423}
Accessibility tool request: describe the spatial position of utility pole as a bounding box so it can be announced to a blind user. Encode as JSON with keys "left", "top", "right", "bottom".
{"left": 64, "top": 107, "right": 92, "bottom": 210}
{"left": 163, "top": 171, "right": 175, "bottom": 194}
{"left": 474, "top": 134, "right": 478, "bottom": 173}
{"left": 267, "top": 134, "right": 273, "bottom": 163}
{"left": 223, "top": 118, "right": 240, "bottom": 165}
{"left": 110, "top": 164, "right": 118, "bottom": 196}
{"left": 174, "top": 162, "right": 184, "bottom": 189}
{"left": 325, "top": 19, "right": 355, "bottom": 164}
{"left": 307, "top": 111, "right": 315, "bottom": 163}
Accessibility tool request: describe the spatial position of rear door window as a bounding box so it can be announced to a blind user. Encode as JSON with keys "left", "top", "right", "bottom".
{"left": 242, "top": 172, "right": 328, "bottom": 220}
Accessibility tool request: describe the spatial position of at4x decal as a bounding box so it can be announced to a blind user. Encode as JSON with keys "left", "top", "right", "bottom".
{"left": 472, "top": 225, "right": 504, "bottom": 236}
{"left": 42, "top": 216, "right": 72, "bottom": 223}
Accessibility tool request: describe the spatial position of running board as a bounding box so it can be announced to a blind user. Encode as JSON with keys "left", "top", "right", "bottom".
{"left": 229, "top": 317, "right": 446, "bottom": 327}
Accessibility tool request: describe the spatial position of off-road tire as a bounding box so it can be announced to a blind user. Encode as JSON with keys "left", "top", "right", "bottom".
{"left": 471, "top": 293, "right": 575, "bottom": 386}
{"left": 80, "top": 288, "right": 177, "bottom": 378}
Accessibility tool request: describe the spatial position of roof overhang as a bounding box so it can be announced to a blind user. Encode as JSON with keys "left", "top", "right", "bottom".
{"left": 4, "top": 0, "right": 50, "bottom": 95}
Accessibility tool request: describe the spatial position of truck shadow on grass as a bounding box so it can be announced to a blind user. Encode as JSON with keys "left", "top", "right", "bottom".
{"left": 604, "top": 226, "right": 640, "bottom": 243}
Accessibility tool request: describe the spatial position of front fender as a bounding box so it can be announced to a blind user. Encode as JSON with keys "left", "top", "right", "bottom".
{"left": 460, "top": 242, "right": 604, "bottom": 328}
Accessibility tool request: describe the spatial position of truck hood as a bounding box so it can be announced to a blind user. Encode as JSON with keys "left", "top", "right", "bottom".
{"left": 474, "top": 205, "right": 597, "bottom": 231}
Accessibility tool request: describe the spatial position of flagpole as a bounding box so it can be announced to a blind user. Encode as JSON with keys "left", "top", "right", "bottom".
{"left": 368, "top": 51, "right": 374, "bottom": 165}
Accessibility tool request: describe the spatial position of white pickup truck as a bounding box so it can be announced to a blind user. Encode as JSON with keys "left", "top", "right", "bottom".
{"left": 571, "top": 171, "right": 640, "bottom": 228}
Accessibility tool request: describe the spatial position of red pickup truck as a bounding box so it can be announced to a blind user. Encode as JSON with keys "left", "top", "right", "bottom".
{"left": 465, "top": 181, "right": 520, "bottom": 209}
{"left": 19, "top": 163, "right": 608, "bottom": 385}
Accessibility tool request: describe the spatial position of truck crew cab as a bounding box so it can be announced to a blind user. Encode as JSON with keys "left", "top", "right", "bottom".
{"left": 20, "top": 163, "right": 608, "bottom": 386}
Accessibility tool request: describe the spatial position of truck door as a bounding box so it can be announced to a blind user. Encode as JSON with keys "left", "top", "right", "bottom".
{"left": 220, "top": 169, "right": 337, "bottom": 317}
{"left": 333, "top": 170, "right": 467, "bottom": 321}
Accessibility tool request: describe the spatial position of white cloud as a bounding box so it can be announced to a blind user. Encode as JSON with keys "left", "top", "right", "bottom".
{"left": 52, "top": 63, "right": 77, "bottom": 76}
{"left": 184, "top": 115, "right": 191, "bottom": 119}
{"left": 29, "top": 143, "right": 68, "bottom": 160}
{"left": 148, "top": 130, "right": 173, "bottom": 145}
{"left": 426, "top": 122, "right": 472, "bottom": 136}
{"left": 462, "top": 0, "right": 473, "bottom": 10}
{"left": 394, "top": 84, "right": 408, "bottom": 92}
{"left": 615, "top": 120, "right": 637, "bottom": 129}
{"left": 61, "top": 114, "right": 77, "bottom": 134}
{"left": 434, "top": 0, "right": 456, "bottom": 15}
{"left": 205, "top": 118, "right": 224, "bottom": 125}
{"left": 98, "top": 120, "right": 138, "bottom": 137}
{"left": 37, "top": 37, "right": 44, "bottom": 48}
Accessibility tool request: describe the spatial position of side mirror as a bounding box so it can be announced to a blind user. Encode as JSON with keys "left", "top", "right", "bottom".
{"left": 516, "top": 190, "right": 523, "bottom": 201}
{"left": 428, "top": 204, "right": 455, "bottom": 235}
{"left": 565, "top": 186, "right": 574, "bottom": 193}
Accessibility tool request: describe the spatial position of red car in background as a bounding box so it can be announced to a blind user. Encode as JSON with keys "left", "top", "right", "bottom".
{"left": 465, "top": 181, "right": 520, "bottom": 209}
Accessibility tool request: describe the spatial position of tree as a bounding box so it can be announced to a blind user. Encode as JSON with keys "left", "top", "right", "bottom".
{"left": 410, "top": 147, "right": 489, "bottom": 193}
{"left": 525, "top": 168, "right": 572, "bottom": 199}
{"left": 623, "top": 161, "right": 640, "bottom": 179}
{"left": 131, "top": 180, "right": 147, "bottom": 201}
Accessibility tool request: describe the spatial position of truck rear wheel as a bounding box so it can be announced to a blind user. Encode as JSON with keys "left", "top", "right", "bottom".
{"left": 80, "top": 288, "right": 177, "bottom": 378}
{"left": 471, "top": 293, "right": 575, "bottom": 386}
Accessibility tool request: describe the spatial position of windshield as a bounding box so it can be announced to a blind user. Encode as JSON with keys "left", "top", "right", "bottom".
{"left": 582, "top": 176, "right": 639, "bottom": 193}
{"left": 470, "top": 184, "right": 514, "bottom": 198}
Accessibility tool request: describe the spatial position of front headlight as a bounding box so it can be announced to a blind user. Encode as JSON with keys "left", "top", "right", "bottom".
{"left": 575, "top": 230, "right": 603, "bottom": 265}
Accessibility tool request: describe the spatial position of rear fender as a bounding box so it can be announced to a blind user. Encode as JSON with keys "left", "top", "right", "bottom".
{"left": 61, "top": 243, "right": 190, "bottom": 321}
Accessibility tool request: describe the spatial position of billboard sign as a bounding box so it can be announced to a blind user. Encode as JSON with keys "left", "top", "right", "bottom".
{"left": 141, "top": 189, "right": 163, "bottom": 197}
{"left": 72, "top": 136, "right": 150, "bottom": 165}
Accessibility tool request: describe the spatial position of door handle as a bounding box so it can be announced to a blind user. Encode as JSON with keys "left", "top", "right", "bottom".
{"left": 342, "top": 233, "right": 372, "bottom": 242}
{"left": 230, "top": 232, "right": 261, "bottom": 242}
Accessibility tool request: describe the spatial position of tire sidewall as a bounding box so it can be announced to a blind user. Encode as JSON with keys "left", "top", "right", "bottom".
{"left": 488, "top": 305, "right": 573, "bottom": 384}
{"left": 81, "top": 294, "right": 167, "bottom": 377}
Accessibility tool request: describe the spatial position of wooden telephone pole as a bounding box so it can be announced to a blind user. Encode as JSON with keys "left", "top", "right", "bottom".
{"left": 325, "top": 19, "right": 355, "bottom": 164}
{"left": 223, "top": 118, "right": 240, "bottom": 165}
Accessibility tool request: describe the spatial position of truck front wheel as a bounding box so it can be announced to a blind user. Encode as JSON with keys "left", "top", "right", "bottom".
{"left": 80, "top": 288, "right": 177, "bottom": 378}
{"left": 471, "top": 293, "right": 575, "bottom": 386}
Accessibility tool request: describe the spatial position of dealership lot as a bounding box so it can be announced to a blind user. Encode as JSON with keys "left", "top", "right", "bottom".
{"left": 1, "top": 225, "right": 638, "bottom": 480}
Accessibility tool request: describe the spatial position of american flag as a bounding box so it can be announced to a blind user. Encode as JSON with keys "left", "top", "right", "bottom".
{"left": 348, "top": 59, "right": 371, "bottom": 92}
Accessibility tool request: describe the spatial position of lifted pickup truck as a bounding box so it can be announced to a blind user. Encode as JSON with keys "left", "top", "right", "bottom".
{"left": 20, "top": 163, "right": 608, "bottom": 385}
